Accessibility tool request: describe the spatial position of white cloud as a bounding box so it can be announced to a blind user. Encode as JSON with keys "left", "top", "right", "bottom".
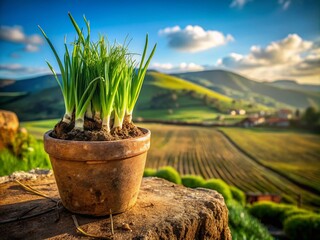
{"left": 0, "top": 63, "right": 50, "bottom": 76}
{"left": 25, "top": 44, "right": 39, "bottom": 52}
{"left": 27, "top": 34, "right": 43, "bottom": 45}
{"left": 278, "top": 0, "right": 291, "bottom": 10}
{"left": 231, "top": 0, "right": 292, "bottom": 10}
{"left": 179, "top": 62, "right": 205, "bottom": 71}
{"left": 230, "top": 0, "right": 252, "bottom": 9}
{"left": 218, "top": 34, "right": 320, "bottom": 83}
{"left": 0, "top": 25, "right": 43, "bottom": 53}
{"left": 151, "top": 63, "right": 174, "bottom": 70}
{"left": 151, "top": 62, "right": 204, "bottom": 73}
{"left": 0, "top": 26, "right": 25, "bottom": 43}
{"left": 159, "top": 25, "right": 234, "bottom": 53}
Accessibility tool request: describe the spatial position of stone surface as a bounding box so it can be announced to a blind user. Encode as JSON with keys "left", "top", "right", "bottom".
{"left": 0, "top": 168, "right": 53, "bottom": 184}
{"left": 0, "top": 110, "right": 19, "bottom": 149}
{"left": 0, "top": 176, "right": 231, "bottom": 240}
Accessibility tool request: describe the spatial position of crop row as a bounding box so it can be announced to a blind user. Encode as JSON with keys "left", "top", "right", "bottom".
{"left": 142, "top": 124, "right": 320, "bottom": 209}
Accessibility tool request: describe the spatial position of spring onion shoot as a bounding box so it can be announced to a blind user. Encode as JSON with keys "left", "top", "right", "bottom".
{"left": 39, "top": 13, "right": 156, "bottom": 133}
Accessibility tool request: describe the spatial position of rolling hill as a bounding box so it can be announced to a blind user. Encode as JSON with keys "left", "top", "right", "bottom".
{"left": 1, "top": 70, "right": 318, "bottom": 122}
{"left": 0, "top": 71, "right": 237, "bottom": 122}
{"left": 0, "top": 75, "right": 61, "bottom": 105}
{"left": 175, "top": 70, "right": 320, "bottom": 109}
{"left": 146, "top": 71, "right": 232, "bottom": 102}
{"left": 266, "top": 80, "right": 320, "bottom": 93}
{"left": 0, "top": 74, "right": 60, "bottom": 93}
{"left": 1, "top": 86, "right": 65, "bottom": 120}
{"left": 0, "top": 79, "right": 15, "bottom": 88}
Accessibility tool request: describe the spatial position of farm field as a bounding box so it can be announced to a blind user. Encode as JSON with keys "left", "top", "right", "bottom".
{"left": 219, "top": 128, "right": 320, "bottom": 195}
{"left": 135, "top": 106, "right": 245, "bottom": 124}
{"left": 138, "top": 124, "right": 320, "bottom": 209}
{"left": 19, "top": 120, "right": 320, "bottom": 209}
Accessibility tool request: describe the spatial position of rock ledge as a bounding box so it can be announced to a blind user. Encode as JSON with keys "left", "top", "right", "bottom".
{"left": 0, "top": 176, "right": 231, "bottom": 239}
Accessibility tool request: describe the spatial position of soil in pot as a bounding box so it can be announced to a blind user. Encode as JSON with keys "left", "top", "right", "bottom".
{"left": 51, "top": 117, "right": 144, "bottom": 141}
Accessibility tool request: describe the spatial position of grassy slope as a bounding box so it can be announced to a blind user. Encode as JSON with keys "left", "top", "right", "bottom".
{"left": 2, "top": 72, "right": 238, "bottom": 123}
{"left": 267, "top": 80, "right": 320, "bottom": 92}
{"left": 177, "top": 70, "right": 320, "bottom": 109}
{"left": 1, "top": 86, "right": 64, "bottom": 121}
{"left": 133, "top": 72, "right": 239, "bottom": 123}
{"left": 220, "top": 128, "right": 320, "bottom": 194}
{"left": 147, "top": 71, "right": 232, "bottom": 102}
{"left": 0, "top": 74, "right": 60, "bottom": 93}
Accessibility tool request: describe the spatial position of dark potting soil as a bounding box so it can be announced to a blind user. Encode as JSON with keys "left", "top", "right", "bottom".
{"left": 51, "top": 118, "right": 145, "bottom": 141}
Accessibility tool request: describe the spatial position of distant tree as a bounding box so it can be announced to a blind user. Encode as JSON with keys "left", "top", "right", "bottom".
{"left": 303, "top": 107, "right": 320, "bottom": 126}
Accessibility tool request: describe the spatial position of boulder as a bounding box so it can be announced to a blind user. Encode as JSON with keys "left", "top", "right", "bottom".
{"left": 0, "top": 176, "right": 231, "bottom": 239}
{"left": 0, "top": 110, "right": 19, "bottom": 149}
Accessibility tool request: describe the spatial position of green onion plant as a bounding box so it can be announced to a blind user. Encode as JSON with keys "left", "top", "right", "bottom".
{"left": 39, "top": 13, "right": 156, "bottom": 133}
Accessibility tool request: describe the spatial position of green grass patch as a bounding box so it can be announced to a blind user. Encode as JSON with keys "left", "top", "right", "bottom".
{"left": 0, "top": 140, "right": 51, "bottom": 176}
{"left": 228, "top": 200, "right": 273, "bottom": 240}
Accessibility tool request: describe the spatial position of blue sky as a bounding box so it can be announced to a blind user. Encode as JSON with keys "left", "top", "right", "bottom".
{"left": 0, "top": 0, "right": 319, "bottom": 83}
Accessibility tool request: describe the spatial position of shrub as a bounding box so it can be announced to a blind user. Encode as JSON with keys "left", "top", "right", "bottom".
{"left": 230, "top": 186, "right": 246, "bottom": 206}
{"left": 249, "top": 201, "right": 297, "bottom": 227}
{"left": 283, "top": 208, "right": 312, "bottom": 220}
{"left": 181, "top": 175, "right": 205, "bottom": 188}
{"left": 143, "top": 168, "right": 157, "bottom": 177}
{"left": 228, "top": 200, "right": 273, "bottom": 240}
{"left": 284, "top": 214, "right": 320, "bottom": 240}
{"left": 202, "top": 179, "right": 232, "bottom": 202}
{"left": 155, "top": 166, "right": 181, "bottom": 184}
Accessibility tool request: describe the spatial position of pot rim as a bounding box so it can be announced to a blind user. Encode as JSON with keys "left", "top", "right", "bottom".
{"left": 43, "top": 127, "right": 151, "bottom": 161}
{"left": 43, "top": 127, "right": 150, "bottom": 144}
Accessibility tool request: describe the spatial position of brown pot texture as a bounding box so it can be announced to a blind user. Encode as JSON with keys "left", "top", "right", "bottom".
{"left": 44, "top": 128, "right": 150, "bottom": 216}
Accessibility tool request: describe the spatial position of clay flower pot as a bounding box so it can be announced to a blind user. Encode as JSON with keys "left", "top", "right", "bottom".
{"left": 44, "top": 128, "right": 150, "bottom": 216}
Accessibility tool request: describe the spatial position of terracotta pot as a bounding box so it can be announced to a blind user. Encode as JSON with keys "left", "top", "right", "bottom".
{"left": 44, "top": 128, "right": 150, "bottom": 216}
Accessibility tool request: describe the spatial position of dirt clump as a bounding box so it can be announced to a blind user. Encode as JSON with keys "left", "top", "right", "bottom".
{"left": 51, "top": 118, "right": 145, "bottom": 141}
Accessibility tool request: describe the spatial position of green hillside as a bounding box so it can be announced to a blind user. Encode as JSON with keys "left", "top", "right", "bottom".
{"left": 267, "top": 80, "right": 320, "bottom": 93}
{"left": 0, "top": 75, "right": 60, "bottom": 93}
{"left": 176, "top": 70, "right": 320, "bottom": 109}
{"left": 146, "top": 71, "right": 232, "bottom": 102}
{"left": 0, "top": 79, "right": 15, "bottom": 88}
{"left": 1, "top": 86, "right": 65, "bottom": 121}
{"left": 134, "top": 72, "right": 242, "bottom": 123}
{"left": 1, "top": 71, "right": 241, "bottom": 123}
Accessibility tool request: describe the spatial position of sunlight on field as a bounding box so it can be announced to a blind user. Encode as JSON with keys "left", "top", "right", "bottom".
{"left": 220, "top": 128, "right": 320, "bottom": 194}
